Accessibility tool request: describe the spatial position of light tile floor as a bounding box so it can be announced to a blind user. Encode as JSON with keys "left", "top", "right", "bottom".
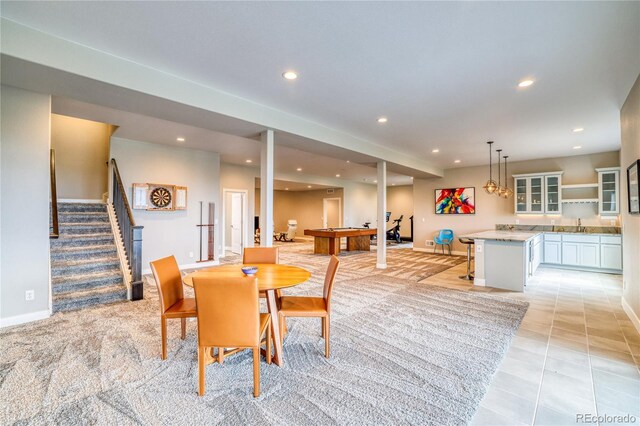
{"left": 420, "top": 263, "right": 640, "bottom": 426}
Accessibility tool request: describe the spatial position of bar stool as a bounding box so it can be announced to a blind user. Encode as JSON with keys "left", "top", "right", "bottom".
{"left": 458, "top": 237, "right": 474, "bottom": 280}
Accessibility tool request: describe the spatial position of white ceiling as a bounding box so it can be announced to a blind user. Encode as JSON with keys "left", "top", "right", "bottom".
{"left": 2, "top": 2, "right": 639, "bottom": 167}
{"left": 52, "top": 97, "right": 414, "bottom": 185}
{"left": 255, "top": 179, "right": 337, "bottom": 192}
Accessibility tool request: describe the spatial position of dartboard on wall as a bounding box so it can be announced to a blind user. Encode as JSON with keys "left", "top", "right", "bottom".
{"left": 132, "top": 183, "right": 187, "bottom": 211}
{"left": 150, "top": 187, "right": 172, "bottom": 208}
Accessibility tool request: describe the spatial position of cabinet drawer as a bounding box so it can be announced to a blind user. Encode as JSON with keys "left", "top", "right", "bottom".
{"left": 545, "top": 233, "right": 562, "bottom": 242}
{"left": 600, "top": 235, "right": 621, "bottom": 245}
{"left": 562, "top": 234, "right": 600, "bottom": 244}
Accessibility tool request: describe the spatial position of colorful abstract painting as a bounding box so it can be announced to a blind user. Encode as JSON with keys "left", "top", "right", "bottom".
{"left": 435, "top": 187, "right": 475, "bottom": 214}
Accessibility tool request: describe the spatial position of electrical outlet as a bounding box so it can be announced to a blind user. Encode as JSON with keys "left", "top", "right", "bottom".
{"left": 425, "top": 241, "right": 435, "bottom": 246}
{"left": 515, "top": 219, "right": 520, "bottom": 225}
{"left": 25, "top": 290, "right": 34, "bottom": 301}
{"left": 189, "top": 251, "right": 194, "bottom": 258}
{"left": 422, "top": 217, "right": 425, "bottom": 222}
{"left": 551, "top": 219, "right": 555, "bottom": 225}
{"left": 476, "top": 245, "right": 483, "bottom": 253}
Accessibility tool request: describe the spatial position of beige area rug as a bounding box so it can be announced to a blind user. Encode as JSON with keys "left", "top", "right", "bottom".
{"left": 0, "top": 244, "right": 528, "bottom": 425}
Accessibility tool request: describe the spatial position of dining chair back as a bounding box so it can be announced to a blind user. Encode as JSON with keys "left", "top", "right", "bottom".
{"left": 192, "top": 275, "right": 271, "bottom": 397}
{"left": 193, "top": 276, "right": 260, "bottom": 348}
{"left": 150, "top": 255, "right": 197, "bottom": 360}
{"left": 150, "top": 255, "right": 184, "bottom": 314}
{"left": 243, "top": 247, "right": 279, "bottom": 264}
{"left": 434, "top": 229, "right": 454, "bottom": 255}
{"left": 323, "top": 255, "right": 340, "bottom": 310}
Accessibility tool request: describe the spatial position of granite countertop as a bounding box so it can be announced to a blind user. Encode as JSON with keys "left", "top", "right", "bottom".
{"left": 496, "top": 224, "right": 621, "bottom": 235}
{"left": 461, "top": 230, "right": 542, "bottom": 242}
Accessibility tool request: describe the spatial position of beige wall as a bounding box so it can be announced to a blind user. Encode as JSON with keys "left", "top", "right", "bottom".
{"left": 1, "top": 86, "right": 51, "bottom": 323}
{"left": 387, "top": 185, "right": 413, "bottom": 238}
{"left": 621, "top": 74, "right": 640, "bottom": 328}
{"left": 256, "top": 188, "right": 344, "bottom": 232}
{"left": 414, "top": 151, "right": 620, "bottom": 253}
{"left": 110, "top": 137, "right": 220, "bottom": 269}
{"left": 51, "top": 114, "right": 111, "bottom": 200}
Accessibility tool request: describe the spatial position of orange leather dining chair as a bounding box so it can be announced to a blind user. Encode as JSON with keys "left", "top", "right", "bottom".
{"left": 278, "top": 255, "right": 340, "bottom": 358}
{"left": 243, "top": 247, "right": 279, "bottom": 298}
{"left": 192, "top": 275, "right": 271, "bottom": 397}
{"left": 150, "top": 255, "right": 197, "bottom": 360}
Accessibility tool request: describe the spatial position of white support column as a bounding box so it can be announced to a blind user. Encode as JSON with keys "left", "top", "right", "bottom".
{"left": 377, "top": 161, "right": 387, "bottom": 269}
{"left": 260, "top": 129, "right": 275, "bottom": 247}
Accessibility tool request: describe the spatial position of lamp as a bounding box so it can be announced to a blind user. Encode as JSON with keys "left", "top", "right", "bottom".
{"left": 499, "top": 155, "right": 513, "bottom": 198}
{"left": 483, "top": 141, "right": 497, "bottom": 194}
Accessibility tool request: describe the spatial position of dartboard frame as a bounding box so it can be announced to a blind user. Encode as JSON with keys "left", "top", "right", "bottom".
{"left": 132, "top": 183, "right": 188, "bottom": 211}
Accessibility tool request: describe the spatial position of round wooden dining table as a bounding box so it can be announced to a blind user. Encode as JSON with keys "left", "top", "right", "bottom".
{"left": 182, "top": 263, "right": 311, "bottom": 366}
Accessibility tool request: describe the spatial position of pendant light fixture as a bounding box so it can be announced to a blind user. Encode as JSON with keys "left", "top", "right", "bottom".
{"left": 483, "top": 141, "right": 498, "bottom": 194}
{"left": 496, "top": 149, "right": 503, "bottom": 195}
{"left": 500, "top": 155, "right": 514, "bottom": 198}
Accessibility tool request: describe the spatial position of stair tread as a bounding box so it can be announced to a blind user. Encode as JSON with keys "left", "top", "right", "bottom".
{"left": 51, "top": 256, "right": 120, "bottom": 267}
{"left": 59, "top": 221, "right": 111, "bottom": 226}
{"left": 51, "top": 244, "right": 116, "bottom": 253}
{"left": 52, "top": 269, "right": 123, "bottom": 284}
{"left": 56, "top": 232, "right": 113, "bottom": 239}
{"left": 53, "top": 283, "right": 127, "bottom": 301}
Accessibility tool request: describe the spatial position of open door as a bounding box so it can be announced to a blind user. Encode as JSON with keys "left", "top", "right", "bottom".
{"left": 230, "top": 192, "right": 244, "bottom": 254}
{"left": 323, "top": 198, "right": 341, "bottom": 228}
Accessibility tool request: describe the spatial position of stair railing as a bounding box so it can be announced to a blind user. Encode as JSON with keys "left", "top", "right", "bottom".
{"left": 50, "top": 149, "right": 59, "bottom": 239}
{"left": 111, "top": 158, "right": 144, "bottom": 300}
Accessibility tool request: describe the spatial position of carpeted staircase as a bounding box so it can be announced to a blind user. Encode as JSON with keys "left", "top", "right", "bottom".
{"left": 50, "top": 202, "right": 128, "bottom": 313}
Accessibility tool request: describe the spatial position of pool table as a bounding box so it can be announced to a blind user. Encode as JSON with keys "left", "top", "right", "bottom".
{"left": 304, "top": 227, "right": 377, "bottom": 255}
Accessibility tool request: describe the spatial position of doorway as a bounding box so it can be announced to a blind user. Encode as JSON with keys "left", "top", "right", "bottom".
{"left": 223, "top": 189, "right": 247, "bottom": 255}
{"left": 323, "top": 198, "right": 342, "bottom": 228}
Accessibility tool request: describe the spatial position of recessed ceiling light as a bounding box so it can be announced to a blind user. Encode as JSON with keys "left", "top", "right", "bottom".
{"left": 373, "top": 180, "right": 378, "bottom": 183}
{"left": 346, "top": 160, "right": 350, "bottom": 163}
{"left": 307, "top": 185, "right": 312, "bottom": 188}
{"left": 572, "top": 127, "right": 584, "bottom": 133}
{"left": 285, "top": 188, "right": 289, "bottom": 191}
{"left": 336, "top": 174, "right": 340, "bottom": 178}
{"left": 391, "top": 183, "right": 396, "bottom": 186}
{"left": 296, "top": 167, "right": 302, "bottom": 171}
{"left": 377, "top": 117, "right": 388, "bottom": 123}
{"left": 432, "top": 149, "right": 440, "bottom": 153}
{"left": 245, "top": 159, "right": 252, "bottom": 163}
{"left": 518, "top": 79, "right": 534, "bottom": 88}
{"left": 282, "top": 71, "right": 298, "bottom": 80}
{"left": 454, "top": 159, "right": 461, "bottom": 163}
{"left": 573, "top": 145, "right": 582, "bottom": 150}
{"left": 176, "top": 137, "right": 185, "bottom": 142}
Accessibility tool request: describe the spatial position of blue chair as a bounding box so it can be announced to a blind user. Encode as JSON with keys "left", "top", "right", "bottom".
{"left": 433, "top": 229, "right": 454, "bottom": 255}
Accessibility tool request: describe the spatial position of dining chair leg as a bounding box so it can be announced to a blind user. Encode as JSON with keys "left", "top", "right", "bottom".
{"left": 198, "top": 346, "right": 205, "bottom": 396}
{"left": 266, "top": 322, "right": 272, "bottom": 365}
{"left": 218, "top": 347, "right": 224, "bottom": 364}
{"left": 181, "top": 318, "right": 187, "bottom": 340}
{"left": 324, "top": 315, "right": 330, "bottom": 358}
{"left": 160, "top": 316, "right": 167, "bottom": 360}
{"left": 252, "top": 347, "right": 260, "bottom": 397}
{"left": 279, "top": 313, "right": 285, "bottom": 346}
{"left": 321, "top": 317, "right": 325, "bottom": 338}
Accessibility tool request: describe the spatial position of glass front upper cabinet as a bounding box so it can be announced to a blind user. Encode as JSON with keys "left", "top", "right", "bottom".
{"left": 515, "top": 178, "right": 527, "bottom": 212}
{"left": 597, "top": 168, "right": 620, "bottom": 215}
{"left": 545, "top": 175, "right": 562, "bottom": 214}
{"left": 530, "top": 177, "right": 543, "bottom": 212}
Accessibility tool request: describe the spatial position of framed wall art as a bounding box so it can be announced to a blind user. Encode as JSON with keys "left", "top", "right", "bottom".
{"left": 435, "top": 187, "right": 476, "bottom": 215}
{"left": 627, "top": 160, "right": 639, "bottom": 214}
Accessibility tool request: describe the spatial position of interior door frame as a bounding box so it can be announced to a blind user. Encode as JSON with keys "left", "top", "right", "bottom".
{"left": 322, "top": 197, "right": 342, "bottom": 228}
{"left": 221, "top": 188, "right": 248, "bottom": 257}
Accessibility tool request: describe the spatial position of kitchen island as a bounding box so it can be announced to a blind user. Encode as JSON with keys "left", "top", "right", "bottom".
{"left": 461, "top": 230, "right": 543, "bottom": 292}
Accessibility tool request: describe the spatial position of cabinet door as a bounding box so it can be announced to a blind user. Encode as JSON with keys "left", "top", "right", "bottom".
{"left": 545, "top": 175, "right": 561, "bottom": 213}
{"left": 515, "top": 178, "right": 528, "bottom": 212}
{"left": 600, "top": 244, "right": 622, "bottom": 270}
{"left": 533, "top": 241, "right": 542, "bottom": 271}
{"left": 580, "top": 243, "right": 600, "bottom": 268}
{"left": 544, "top": 241, "right": 562, "bottom": 264}
{"left": 562, "top": 243, "right": 580, "bottom": 266}
{"left": 530, "top": 177, "right": 543, "bottom": 212}
{"left": 599, "top": 171, "right": 619, "bottom": 215}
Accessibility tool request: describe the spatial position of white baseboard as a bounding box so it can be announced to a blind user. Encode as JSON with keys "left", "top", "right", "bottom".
{"left": 474, "top": 278, "right": 486, "bottom": 287}
{"left": 622, "top": 297, "right": 640, "bottom": 335}
{"left": 0, "top": 309, "right": 51, "bottom": 328}
{"left": 413, "top": 247, "right": 469, "bottom": 257}
{"left": 142, "top": 260, "right": 220, "bottom": 275}
{"left": 58, "top": 199, "right": 103, "bottom": 203}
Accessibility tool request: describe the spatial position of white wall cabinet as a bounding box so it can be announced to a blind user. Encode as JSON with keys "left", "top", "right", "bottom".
{"left": 601, "top": 244, "right": 622, "bottom": 270}
{"left": 544, "top": 241, "right": 562, "bottom": 264}
{"left": 513, "top": 172, "right": 563, "bottom": 214}
{"left": 596, "top": 167, "right": 620, "bottom": 215}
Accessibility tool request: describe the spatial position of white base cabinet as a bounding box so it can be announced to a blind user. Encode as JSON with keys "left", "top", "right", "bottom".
{"left": 543, "top": 233, "right": 621, "bottom": 272}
